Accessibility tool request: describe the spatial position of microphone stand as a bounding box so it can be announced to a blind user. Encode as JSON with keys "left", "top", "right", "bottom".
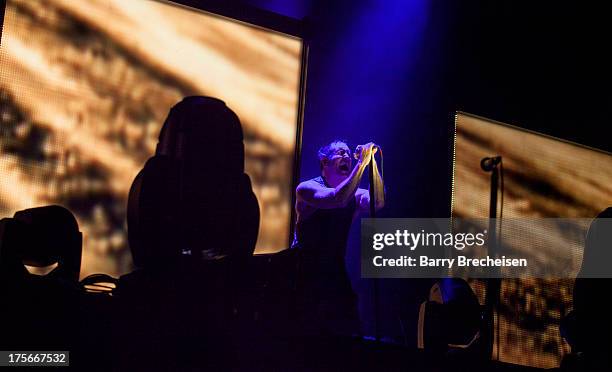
{"left": 368, "top": 156, "right": 380, "bottom": 342}
{"left": 481, "top": 156, "right": 501, "bottom": 360}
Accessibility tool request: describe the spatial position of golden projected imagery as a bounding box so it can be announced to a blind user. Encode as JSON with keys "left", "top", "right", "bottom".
{"left": 0, "top": 0, "right": 302, "bottom": 278}
{"left": 453, "top": 112, "right": 612, "bottom": 368}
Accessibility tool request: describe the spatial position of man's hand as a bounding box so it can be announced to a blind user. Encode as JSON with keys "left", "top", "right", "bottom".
{"left": 355, "top": 142, "right": 378, "bottom": 166}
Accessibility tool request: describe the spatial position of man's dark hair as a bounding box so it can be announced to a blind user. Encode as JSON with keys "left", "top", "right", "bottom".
{"left": 318, "top": 140, "right": 349, "bottom": 170}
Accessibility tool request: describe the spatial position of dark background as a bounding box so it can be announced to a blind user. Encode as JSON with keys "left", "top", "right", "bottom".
{"left": 233, "top": 0, "right": 612, "bottom": 343}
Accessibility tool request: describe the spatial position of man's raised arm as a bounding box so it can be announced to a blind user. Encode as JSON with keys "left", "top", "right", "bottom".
{"left": 297, "top": 159, "right": 367, "bottom": 209}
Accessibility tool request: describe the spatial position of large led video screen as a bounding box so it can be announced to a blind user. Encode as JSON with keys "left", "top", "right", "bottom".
{"left": 453, "top": 112, "right": 612, "bottom": 368}
{"left": 0, "top": 0, "right": 303, "bottom": 278}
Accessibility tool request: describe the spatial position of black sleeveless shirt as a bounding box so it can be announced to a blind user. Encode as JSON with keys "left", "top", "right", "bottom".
{"left": 293, "top": 176, "right": 356, "bottom": 259}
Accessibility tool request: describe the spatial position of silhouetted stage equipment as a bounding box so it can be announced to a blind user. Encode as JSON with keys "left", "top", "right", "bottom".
{"left": 0, "top": 206, "right": 83, "bottom": 351}
{"left": 560, "top": 207, "right": 612, "bottom": 369}
{"left": 418, "top": 278, "right": 482, "bottom": 351}
{"left": 11, "top": 205, "right": 82, "bottom": 282}
{"left": 127, "top": 97, "right": 260, "bottom": 268}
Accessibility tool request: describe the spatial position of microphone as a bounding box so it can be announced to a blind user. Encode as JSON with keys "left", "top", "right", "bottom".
{"left": 354, "top": 144, "right": 380, "bottom": 160}
{"left": 480, "top": 156, "right": 501, "bottom": 171}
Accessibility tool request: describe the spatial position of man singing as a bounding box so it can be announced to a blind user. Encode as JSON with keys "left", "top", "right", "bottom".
{"left": 293, "top": 140, "right": 384, "bottom": 335}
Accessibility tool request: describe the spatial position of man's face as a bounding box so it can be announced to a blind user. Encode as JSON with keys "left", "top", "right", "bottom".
{"left": 324, "top": 142, "right": 352, "bottom": 177}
